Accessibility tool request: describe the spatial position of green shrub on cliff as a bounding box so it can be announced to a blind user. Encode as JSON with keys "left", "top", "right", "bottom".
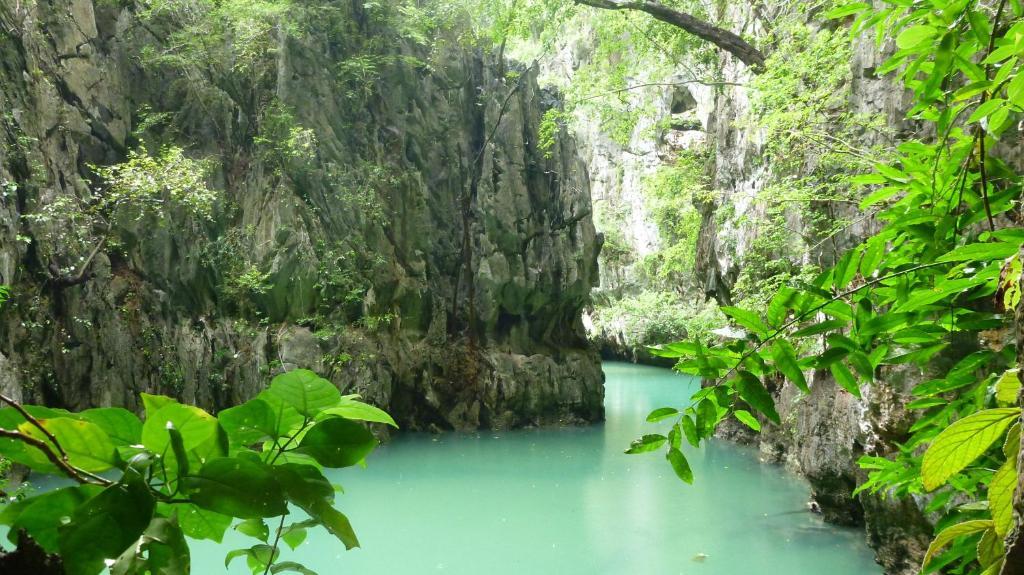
{"left": 0, "top": 369, "right": 395, "bottom": 575}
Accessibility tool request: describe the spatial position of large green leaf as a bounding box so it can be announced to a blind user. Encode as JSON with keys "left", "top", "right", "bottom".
{"left": 645, "top": 407, "right": 679, "bottom": 423}
{"left": 183, "top": 457, "right": 288, "bottom": 519}
{"left": 274, "top": 464, "right": 358, "bottom": 549}
{"left": 320, "top": 397, "right": 398, "bottom": 428}
{"left": 995, "top": 369, "right": 1021, "bottom": 406}
{"left": 111, "top": 515, "right": 190, "bottom": 575}
{"left": 666, "top": 447, "right": 693, "bottom": 484}
{"left": 142, "top": 402, "right": 226, "bottom": 487}
{"left": 219, "top": 398, "right": 278, "bottom": 445}
{"left": 267, "top": 369, "right": 341, "bottom": 418}
{"left": 990, "top": 459, "right": 1017, "bottom": 538}
{"left": 1, "top": 485, "right": 103, "bottom": 552}
{"left": 77, "top": 408, "right": 142, "bottom": 447}
{"left": 58, "top": 475, "right": 156, "bottom": 575}
{"left": 161, "top": 502, "right": 232, "bottom": 543}
{"left": 921, "top": 408, "right": 1020, "bottom": 491}
{"left": 142, "top": 402, "right": 221, "bottom": 456}
{"left": 295, "top": 418, "right": 376, "bottom": 468}
{"left": 733, "top": 410, "right": 761, "bottom": 432}
{"left": 20, "top": 417, "right": 117, "bottom": 473}
{"left": 936, "top": 241, "right": 1020, "bottom": 263}
{"left": 922, "top": 520, "right": 992, "bottom": 568}
{"left": 625, "top": 434, "right": 667, "bottom": 454}
{"left": 720, "top": 306, "right": 770, "bottom": 338}
{"left": 771, "top": 340, "right": 808, "bottom": 393}
{"left": 735, "top": 371, "right": 780, "bottom": 425}
{"left": 257, "top": 390, "right": 306, "bottom": 438}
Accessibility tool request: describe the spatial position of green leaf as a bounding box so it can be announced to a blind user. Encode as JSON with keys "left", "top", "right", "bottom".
{"left": 771, "top": 340, "right": 808, "bottom": 393}
{"left": 1005, "top": 423, "right": 1020, "bottom": 459}
{"left": 995, "top": 369, "right": 1021, "bottom": 405}
{"left": 257, "top": 390, "right": 306, "bottom": 438}
{"left": 58, "top": 475, "right": 156, "bottom": 575}
{"left": 218, "top": 398, "right": 278, "bottom": 445}
{"left": 967, "top": 98, "right": 1007, "bottom": 124}
{"left": 625, "top": 434, "right": 667, "bottom": 454}
{"left": 736, "top": 372, "right": 780, "bottom": 425}
{"left": 825, "top": 2, "right": 868, "bottom": 18}
{"left": 895, "top": 25, "right": 937, "bottom": 49}
{"left": 142, "top": 402, "right": 220, "bottom": 456}
{"left": 666, "top": 448, "right": 693, "bottom": 484}
{"left": 937, "top": 241, "right": 1019, "bottom": 263}
{"left": 141, "top": 394, "right": 176, "bottom": 419}
{"left": 111, "top": 515, "right": 190, "bottom": 575}
{"left": 792, "top": 319, "right": 848, "bottom": 338}
{"left": 991, "top": 454, "right": 1015, "bottom": 536}
{"left": 922, "top": 520, "right": 992, "bottom": 568}
{"left": 235, "top": 518, "right": 270, "bottom": 542}
{"left": 977, "top": 527, "right": 1004, "bottom": 569}
{"left": 991, "top": 459, "right": 1017, "bottom": 538}
{"left": 1, "top": 485, "right": 103, "bottom": 552}
{"left": 281, "top": 521, "right": 313, "bottom": 550}
{"left": 319, "top": 397, "right": 398, "bottom": 428}
{"left": 272, "top": 561, "right": 318, "bottom": 574}
{"left": 696, "top": 399, "right": 718, "bottom": 439}
{"left": 167, "top": 503, "right": 232, "bottom": 543}
{"left": 20, "top": 417, "right": 116, "bottom": 473}
{"left": 267, "top": 369, "right": 341, "bottom": 418}
{"left": 274, "top": 464, "right": 360, "bottom": 550}
{"left": 721, "top": 306, "right": 769, "bottom": 338}
{"left": 183, "top": 457, "right": 288, "bottom": 518}
{"left": 733, "top": 410, "right": 761, "bottom": 432}
{"left": 645, "top": 407, "right": 678, "bottom": 423}
{"left": 830, "top": 363, "right": 861, "bottom": 398}
{"left": 77, "top": 408, "right": 142, "bottom": 446}
{"left": 680, "top": 415, "right": 699, "bottom": 447}
{"left": 921, "top": 408, "right": 1021, "bottom": 491}
{"left": 296, "top": 418, "right": 376, "bottom": 468}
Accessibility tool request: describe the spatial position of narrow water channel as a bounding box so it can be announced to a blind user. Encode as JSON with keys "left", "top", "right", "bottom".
{"left": 193, "top": 361, "right": 883, "bottom": 574}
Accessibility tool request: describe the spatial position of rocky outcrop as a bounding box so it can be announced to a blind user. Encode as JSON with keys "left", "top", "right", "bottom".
{"left": 0, "top": 1, "right": 604, "bottom": 430}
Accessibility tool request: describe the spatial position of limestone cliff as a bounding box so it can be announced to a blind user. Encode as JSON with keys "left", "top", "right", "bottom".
{"left": 0, "top": 0, "right": 604, "bottom": 430}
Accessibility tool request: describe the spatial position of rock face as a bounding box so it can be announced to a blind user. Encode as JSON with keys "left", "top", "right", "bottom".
{"left": 0, "top": 1, "right": 604, "bottom": 430}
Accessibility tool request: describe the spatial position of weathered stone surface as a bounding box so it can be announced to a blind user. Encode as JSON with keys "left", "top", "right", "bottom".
{"left": 0, "top": 1, "right": 603, "bottom": 430}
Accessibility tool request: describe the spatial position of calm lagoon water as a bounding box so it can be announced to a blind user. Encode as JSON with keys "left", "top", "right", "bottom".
{"left": 191, "top": 361, "right": 882, "bottom": 575}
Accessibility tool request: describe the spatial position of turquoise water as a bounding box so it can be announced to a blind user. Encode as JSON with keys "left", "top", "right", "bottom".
{"left": 191, "top": 361, "right": 882, "bottom": 574}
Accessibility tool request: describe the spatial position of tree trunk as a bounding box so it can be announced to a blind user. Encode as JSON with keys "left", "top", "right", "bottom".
{"left": 574, "top": 0, "right": 766, "bottom": 72}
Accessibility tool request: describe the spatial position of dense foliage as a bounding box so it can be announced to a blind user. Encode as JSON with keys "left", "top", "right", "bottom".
{"left": 626, "top": 1, "right": 1024, "bottom": 573}
{"left": 0, "top": 369, "right": 394, "bottom": 575}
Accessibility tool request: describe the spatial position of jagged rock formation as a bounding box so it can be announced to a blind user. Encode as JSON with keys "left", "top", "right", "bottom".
{"left": 0, "top": 0, "right": 604, "bottom": 430}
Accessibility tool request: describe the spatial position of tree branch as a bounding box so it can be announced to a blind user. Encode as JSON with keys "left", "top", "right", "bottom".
{"left": 574, "top": 0, "right": 766, "bottom": 72}
{"left": 0, "top": 429, "right": 111, "bottom": 486}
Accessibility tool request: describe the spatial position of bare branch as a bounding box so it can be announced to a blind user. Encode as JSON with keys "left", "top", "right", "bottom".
{"left": 0, "top": 429, "right": 112, "bottom": 486}
{"left": 574, "top": 0, "right": 766, "bottom": 72}
{"left": 0, "top": 394, "right": 68, "bottom": 460}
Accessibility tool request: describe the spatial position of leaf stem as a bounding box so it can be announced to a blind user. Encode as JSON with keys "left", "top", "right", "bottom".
{"left": 262, "top": 515, "right": 287, "bottom": 575}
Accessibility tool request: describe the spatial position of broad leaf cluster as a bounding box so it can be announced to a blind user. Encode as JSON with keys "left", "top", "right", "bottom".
{"left": 0, "top": 369, "right": 395, "bottom": 575}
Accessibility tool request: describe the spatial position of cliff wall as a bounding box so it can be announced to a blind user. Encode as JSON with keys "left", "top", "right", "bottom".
{"left": 0, "top": 0, "right": 604, "bottom": 431}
